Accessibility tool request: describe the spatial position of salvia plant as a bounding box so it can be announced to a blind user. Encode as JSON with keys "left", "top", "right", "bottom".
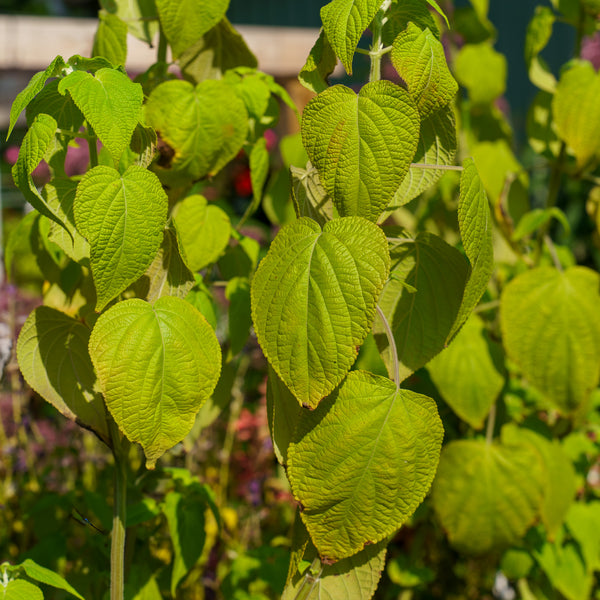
{"left": 3, "top": 0, "right": 600, "bottom": 598}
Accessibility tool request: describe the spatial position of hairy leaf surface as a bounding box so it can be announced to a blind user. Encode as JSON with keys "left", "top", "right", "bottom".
{"left": 59, "top": 68, "right": 143, "bottom": 162}
{"left": 251, "top": 217, "right": 389, "bottom": 407}
{"left": 302, "top": 82, "right": 419, "bottom": 222}
{"left": 500, "top": 266, "right": 600, "bottom": 413}
{"left": 432, "top": 437, "right": 544, "bottom": 554}
{"left": 288, "top": 370, "right": 443, "bottom": 560}
{"left": 172, "top": 194, "right": 231, "bottom": 272}
{"left": 320, "top": 0, "right": 381, "bottom": 74}
{"left": 74, "top": 165, "right": 168, "bottom": 310}
{"left": 391, "top": 24, "right": 457, "bottom": 118}
{"left": 89, "top": 297, "right": 221, "bottom": 469}
{"left": 145, "top": 79, "right": 247, "bottom": 181}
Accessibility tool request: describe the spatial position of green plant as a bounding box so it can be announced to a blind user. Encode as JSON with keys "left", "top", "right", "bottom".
{"left": 4, "top": 0, "right": 600, "bottom": 599}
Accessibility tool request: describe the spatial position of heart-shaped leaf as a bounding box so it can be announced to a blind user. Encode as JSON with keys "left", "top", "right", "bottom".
{"left": 74, "top": 165, "right": 168, "bottom": 310}
{"left": 320, "top": 0, "right": 381, "bottom": 74}
{"left": 373, "top": 232, "right": 469, "bottom": 382}
{"left": 288, "top": 370, "right": 443, "bottom": 560}
{"left": 431, "top": 435, "right": 544, "bottom": 555}
{"left": 172, "top": 194, "right": 231, "bottom": 272}
{"left": 302, "top": 82, "right": 419, "bottom": 222}
{"left": 89, "top": 297, "right": 221, "bottom": 469}
{"left": 454, "top": 43, "right": 506, "bottom": 106}
{"left": 251, "top": 217, "right": 390, "bottom": 408}
{"left": 155, "top": 0, "right": 229, "bottom": 58}
{"left": 59, "top": 68, "right": 143, "bottom": 162}
{"left": 553, "top": 60, "right": 600, "bottom": 167}
{"left": 17, "top": 306, "right": 108, "bottom": 444}
{"left": 428, "top": 314, "right": 503, "bottom": 429}
{"left": 500, "top": 266, "right": 600, "bottom": 413}
{"left": 391, "top": 24, "right": 457, "bottom": 118}
{"left": 145, "top": 79, "right": 247, "bottom": 181}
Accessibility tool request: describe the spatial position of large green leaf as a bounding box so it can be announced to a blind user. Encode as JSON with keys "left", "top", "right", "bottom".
{"left": 89, "top": 297, "right": 221, "bottom": 469}
{"left": 373, "top": 232, "right": 469, "bottom": 383}
{"left": 74, "top": 165, "right": 168, "bottom": 311}
{"left": 288, "top": 370, "right": 443, "bottom": 560}
{"left": 17, "top": 306, "right": 108, "bottom": 444}
{"left": 447, "top": 158, "right": 494, "bottom": 341}
{"left": 179, "top": 17, "right": 257, "bottom": 83}
{"left": 7, "top": 55, "right": 66, "bottom": 139}
{"left": 58, "top": 68, "right": 143, "bottom": 162}
{"left": 298, "top": 28, "right": 338, "bottom": 94}
{"left": 391, "top": 23, "right": 457, "bottom": 118}
{"left": 282, "top": 517, "right": 387, "bottom": 600}
{"left": 431, "top": 435, "right": 544, "bottom": 555}
{"left": 11, "top": 114, "right": 70, "bottom": 236}
{"left": 1, "top": 579, "right": 44, "bottom": 600}
{"left": 502, "top": 425, "right": 576, "bottom": 539}
{"left": 26, "top": 79, "right": 84, "bottom": 133}
{"left": 301, "top": 82, "right": 419, "bottom": 222}
{"left": 251, "top": 217, "right": 390, "bottom": 408}
{"left": 93, "top": 11, "right": 128, "bottom": 67}
{"left": 172, "top": 194, "right": 231, "bottom": 272}
{"left": 145, "top": 79, "right": 247, "bottom": 181}
{"left": 553, "top": 60, "right": 600, "bottom": 167}
{"left": 290, "top": 162, "right": 337, "bottom": 227}
{"left": 428, "top": 314, "right": 503, "bottom": 429}
{"left": 500, "top": 266, "right": 600, "bottom": 414}
{"left": 565, "top": 502, "right": 600, "bottom": 572}
{"left": 155, "top": 0, "right": 229, "bottom": 58}
{"left": 320, "top": 0, "right": 381, "bottom": 74}
{"left": 454, "top": 43, "right": 506, "bottom": 105}
{"left": 389, "top": 105, "right": 457, "bottom": 209}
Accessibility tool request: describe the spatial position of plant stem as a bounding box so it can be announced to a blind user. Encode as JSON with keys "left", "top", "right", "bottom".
{"left": 109, "top": 421, "right": 129, "bottom": 600}
{"left": 376, "top": 305, "right": 400, "bottom": 390}
{"left": 368, "top": 0, "right": 393, "bottom": 82}
{"left": 157, "top": 24, "right": 168, "bottom": 64}
{"left": 485, "top": 403, "right": 496, "bottom": 445}
{"left": 87, "top": 126, "right": 99, "bottom": 169}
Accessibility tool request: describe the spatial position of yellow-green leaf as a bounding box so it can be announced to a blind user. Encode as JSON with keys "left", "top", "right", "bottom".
{"left": 500, "top": 266, "right": 600, "bottom": 413}
{"left": 89, "top": 297, "right": 221, "bottom": 469}
{"left": 251, "top": 217, "right": 390, "bottom": 408}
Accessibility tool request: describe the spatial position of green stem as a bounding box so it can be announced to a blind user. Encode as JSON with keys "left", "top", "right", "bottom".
{"left": 87, "top": 126, "right": 99, "bottom": 169}
{"left": 157, "top": 24, "right": 168, "bottom": 64}
{"left": 368, "top": 0, "right": 392, "bottom": 82}
{"left": 110, "top": 422, "right": 129, "bottom": 600}
{"left": 485, "top": 403, "right": 496, "bottom": 445}
{"left": 376, "top": 305, "right": 400, "bottom": 390}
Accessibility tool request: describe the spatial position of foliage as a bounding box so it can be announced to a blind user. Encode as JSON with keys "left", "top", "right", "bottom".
{"left": 2, "top": 0, "right": 600, "bottom": 599}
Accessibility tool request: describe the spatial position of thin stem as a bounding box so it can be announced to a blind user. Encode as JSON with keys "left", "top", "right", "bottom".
{"left": 473, "top": 300, "right": 500, "bottom": 314}
{"left": 485, "top": 403, "right": 496, "bottom": 445}
{"left": 157, "top": 23, "right": 168, "bottom": 64}
{"left": 109, "top": 421, "right": 129, "bottom": 600}
{"left": 543, "top": 234, "right": 563, "bottom": 271}
{"left": 376, "top": 305, "right": 400, "bottom": 390}
{"left": 410, "top": 163, "right": 463, "bottom": 171}
{"left": 87, "top": 125, "right": 99, "bottom": 169}
{"left": 368, "top": 0, "right": 392, "bottom": 82}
